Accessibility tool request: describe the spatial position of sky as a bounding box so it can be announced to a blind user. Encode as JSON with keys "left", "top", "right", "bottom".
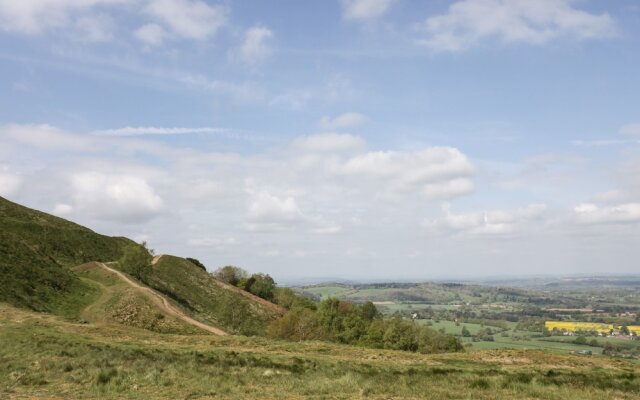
{"left": 1, "top": 0, "right": 639, "bottom": 282}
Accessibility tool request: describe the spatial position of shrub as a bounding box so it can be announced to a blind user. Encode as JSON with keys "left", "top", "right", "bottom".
{"left": 96, "top": 368, "right": 118, "bottom": 385}
{"left": 186, "top": 258, "right": 206, "bottom": 271}
{"left": 245, "top": 273, "right": 276, "bottom": 300}
{"left": 213, "top": 266, "right": 247, "bottom": 286}
{"left": 119, "top": 243, "right": 152, "bottom": 283}
{"left": 267, "top": 306, "right": 323, "bottom": 341}
{"left": 273, "top": 288, "right": 317, "bottom": 310}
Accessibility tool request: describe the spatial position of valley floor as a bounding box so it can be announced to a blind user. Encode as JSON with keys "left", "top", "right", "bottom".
{"left": 1, "top": 303, "right": 638, "bottom": 399}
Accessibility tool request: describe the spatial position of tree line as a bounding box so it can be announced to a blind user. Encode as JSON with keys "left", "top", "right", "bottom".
{"left": 213, "top": 265, "right": 463, "bottom": 354}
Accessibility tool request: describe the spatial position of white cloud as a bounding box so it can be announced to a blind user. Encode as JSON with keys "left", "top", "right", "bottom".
{"left": 71, "top": 172, "right": 163, "bottom": 223}
{"left": 246, "top": 190, "right": 306, "bottom": 231}
{"left": 145, "top": 0, "right": 227, "bottom": 41}
{"left": 1, "top": 123, "right": 92, "bottom": 150}
{"left": 318, "top": 112, "right": 368, "bottom": 130}
{"left": 263, "top": 249, "right": 281, "bottom": 257}
{"left": 574, "top": 202, "right": 640, "bottom": 225}
{"left": 187, "top": 236, "right": 238, "bottom": 249}
{"left": 134, "top": 23, "right": 167, "bottom": 46}
{"left": 53, "top": 203, "right": 73, "bottom": 215}
{"left": 422, "top": 178, "right": 474, "bottom": 200}
{"left": 418, "top": 0, "right": 616, "bottom": 52}
{"left": 341, "top": 0, "right": 395, "bottom": 22}
{"left": 0, "top": 166, "right": 20, "bottom": 197}
{"left": 620, "top": 123, "right": 640, "bottom": 136}
{"left": 426, "top": 203, "right": 547, "bottom": 236}
{"left": 270, "top": 75, "right": 355, "bottom": 110}
{"left": 340, "top": 147, "right": 474, "bottom": 199}
{"left": 593, "top": 190, "right": 625, "bottom": 204}
{"left": 236, "top": 25, "right": 273, "bottom": 65}
{"left": 0, "top": 0, "right": 123, "bottom": 35}
{"left": 92, "top": 126, "right": 228, "bottom": 136}
{"left": 293, "top": 133, "right": 366, "bottom": 153}
{"left": 74, "top": 13, "right": 114, "bottom": 42}
{"left": 312, "top": 225, "right": 342, "bottom": 234}
{"left": 179, "top": 74, "right": 267, "bottom": 104}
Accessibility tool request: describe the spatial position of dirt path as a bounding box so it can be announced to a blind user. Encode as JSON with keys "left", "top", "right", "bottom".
{"left": 95, "top": 262, "right": 227, "bottom": 336}
{"left": 151, "top": 254, "right": 163, "bottom": 266}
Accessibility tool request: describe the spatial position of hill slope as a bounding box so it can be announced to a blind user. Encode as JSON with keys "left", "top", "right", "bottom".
{"left": 0, "top": 196, "right": 281, "bottom": 336}
{"left": 73, "top": 262, "right": 223, "bottom": 335}
{"left": 142, "top": 255, "right": 282, "bottom": 335}
{"left": 0, "top": 196, "right": 137, "bottom": 314}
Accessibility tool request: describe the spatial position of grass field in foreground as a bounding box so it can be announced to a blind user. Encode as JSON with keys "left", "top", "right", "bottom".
{"left": 1, "top": 304, "right": 638, "bottom": 399}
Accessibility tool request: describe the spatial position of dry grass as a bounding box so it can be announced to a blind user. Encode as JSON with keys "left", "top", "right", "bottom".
{"left": 1, "top": 303, "right": 638, "bottom": 399}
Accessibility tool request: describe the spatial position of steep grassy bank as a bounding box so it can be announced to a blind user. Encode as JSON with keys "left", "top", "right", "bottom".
{"left": 142, "top": 255, "right": 280, "bottom": 335}
{"left": 0, "top": 196, "right": 137, "bottom": 314}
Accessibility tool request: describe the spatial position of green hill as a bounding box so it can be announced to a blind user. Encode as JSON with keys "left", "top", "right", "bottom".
{"left": 141, "top": 255, "right": 281, "bottom": 335}
{"left": 73, "top": 262, "right": 203, "bottom": 335}
{"left": 0, "top": 196, "right": 281, "bottom": 335}
{"left": 0, "top": 196, "right": 137, "bottom": 315}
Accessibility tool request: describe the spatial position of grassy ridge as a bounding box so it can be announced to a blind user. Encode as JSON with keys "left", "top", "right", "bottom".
{"left": 0, "top": 196, "right": 137, "bottom": 314}
{"left": 143, "top": 255, "right": 280, "bottom": 335}
{"left": 1, "top": 303, "right": 638, "bottom": 399}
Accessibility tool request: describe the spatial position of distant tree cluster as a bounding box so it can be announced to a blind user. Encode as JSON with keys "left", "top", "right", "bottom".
{"left": 269, "top": 298, "right": 463, "bottom": 354}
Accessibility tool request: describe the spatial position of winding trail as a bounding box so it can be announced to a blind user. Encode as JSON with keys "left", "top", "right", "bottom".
{"left": 95, "top": 262, "right": 227, "bottom": 336}
{"left": 151, "top": 254, "right": 163, "bottom": 266}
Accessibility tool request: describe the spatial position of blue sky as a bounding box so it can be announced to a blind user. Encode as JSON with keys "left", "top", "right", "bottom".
{"left": 1, "top": 0, "right": 640, "bottom": 281}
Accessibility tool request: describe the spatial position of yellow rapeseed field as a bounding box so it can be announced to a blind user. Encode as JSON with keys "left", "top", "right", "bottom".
{"left": 545, "top": 321, "right": 640, "bottom": 334}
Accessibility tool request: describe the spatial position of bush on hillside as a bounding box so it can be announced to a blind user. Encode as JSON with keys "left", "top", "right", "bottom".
{"left": 244, "top": 273, "right": 276, "bottom": 301}
{"left": 273, "top": 287, "right": 317, "bottom": 310}
{"left": 267, "top": 306, "right": 323, "bottom": 341}
{"left": 213, "top": 265, "right": 248, "bottom": 286}
{"left": 186, "top": 258, "right": 206, "bottom": 271}
{"left": 119, "top": 243, "right": 152, "bottom": 283}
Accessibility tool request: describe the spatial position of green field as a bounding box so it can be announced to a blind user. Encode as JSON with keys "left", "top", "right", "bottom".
{"left": 302, "top": 285, "right": 353, "bottom": 299}
{"left": 417, "top": 319, "right": 640, "bottom": 356}
{"left": 418, "top": 319, "right": 489, "bottom": 335}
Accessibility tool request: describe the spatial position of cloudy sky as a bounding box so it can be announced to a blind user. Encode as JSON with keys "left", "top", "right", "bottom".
{"left": 1, "top": 0, "right": 639, "bottom": 282}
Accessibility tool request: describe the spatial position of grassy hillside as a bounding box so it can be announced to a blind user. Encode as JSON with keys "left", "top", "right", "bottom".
{"left": 1, "top": 303, "right": 638, "bottom": 399}
{"left": 73, "top": 262, "right": 201, "bottom": 335}
{"left": 0, "top": 196, "right": 137, "bottom": 314}
{"left": 141, "top": 255, "right": 281, "bottom": 336}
